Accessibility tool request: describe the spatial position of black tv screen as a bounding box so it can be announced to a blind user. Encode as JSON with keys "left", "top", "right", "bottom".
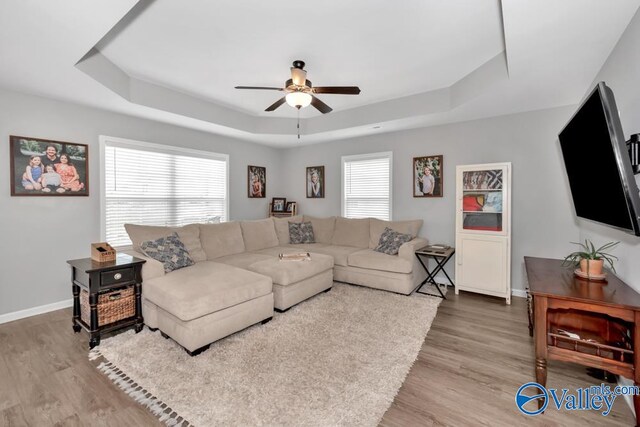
{"left": 558, "top": 82, "right": 640, "bottom": 236}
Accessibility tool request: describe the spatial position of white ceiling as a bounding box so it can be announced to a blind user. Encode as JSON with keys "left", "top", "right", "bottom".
{"left": 0, "top": 0, "right": 639, "bottom": 147}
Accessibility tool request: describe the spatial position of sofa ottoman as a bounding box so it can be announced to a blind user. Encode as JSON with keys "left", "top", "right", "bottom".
{"left": 247, "top": 253, "right": 334, "bottom": 311}
{"left": 142, "top": 261, "right": 274, "bottom": 355}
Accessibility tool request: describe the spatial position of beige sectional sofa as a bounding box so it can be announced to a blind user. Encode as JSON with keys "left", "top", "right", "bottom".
{"left": 124, "top": 216, "right": 427, "bottom": 355}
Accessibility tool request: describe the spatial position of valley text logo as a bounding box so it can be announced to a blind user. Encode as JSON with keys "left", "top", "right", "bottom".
{"left": 515, "top": 382, "right": 640, "bottom": 417}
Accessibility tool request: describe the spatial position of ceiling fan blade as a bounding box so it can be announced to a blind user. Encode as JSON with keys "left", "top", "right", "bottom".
{"left": 265, "top": 97, "right": 287, "bottom": 112}
{"left": 312, "top": 86, "right": 361, "bottom": 95}
{"left": 310, "top": 95, "right": 333, "bottom": 114}
{"left": 235, "top": 86, "right": 283, "bottom": 91}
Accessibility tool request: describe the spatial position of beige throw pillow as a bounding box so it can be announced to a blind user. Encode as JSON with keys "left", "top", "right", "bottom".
{"left": 303, "top": 216, "right": 336, "bottom": 244}
{"left": 273, "top": 215, "right": 303, "bottom": 245}
{"left": 331, "top": 217, "right": 370, "bottom": 248}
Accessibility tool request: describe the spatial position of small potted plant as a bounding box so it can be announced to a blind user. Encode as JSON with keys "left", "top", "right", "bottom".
{"left": 563, "top": 239, "right": 619, "bottom": 277}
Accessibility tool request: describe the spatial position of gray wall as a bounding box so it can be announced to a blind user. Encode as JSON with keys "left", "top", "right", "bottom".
{"left": 0, "top": 88, "right": 284, "bottom": 316}
{"left": 577, "top": 7, "right": 640, "bottom": 292}
{"left": 282, "top": 106, "right": 581, "bottom": 292}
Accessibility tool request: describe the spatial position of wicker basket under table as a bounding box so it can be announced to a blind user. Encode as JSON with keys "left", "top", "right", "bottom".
{"left": 80, "top": 286, "right": 135, "bottom": 327}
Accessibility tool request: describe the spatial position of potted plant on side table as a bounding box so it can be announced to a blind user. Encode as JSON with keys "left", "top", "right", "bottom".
{"left": 563, "top": 239, "right": 619, "bottom": 280}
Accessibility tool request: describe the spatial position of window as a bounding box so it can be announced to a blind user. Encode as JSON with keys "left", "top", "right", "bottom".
{"left": 342, "top": 152, "right": 392, "bottom": 220}
{"left": 101, "top": 136, "right": 228, "bottom": 247}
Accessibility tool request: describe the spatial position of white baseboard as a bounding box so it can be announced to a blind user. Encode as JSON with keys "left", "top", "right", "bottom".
{"left": 432, "top": 274, "right": 527, "bottom": 298}
{"left": 0, "top": 299, "right": 73, "bottom": 325}
{"left": 511, "top": 289, "right": 527, "bottom": 298}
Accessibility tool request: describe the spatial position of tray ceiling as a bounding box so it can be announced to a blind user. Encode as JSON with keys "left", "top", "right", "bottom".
{"left": 1, "top": 0, "right": 639, "bottom": 146}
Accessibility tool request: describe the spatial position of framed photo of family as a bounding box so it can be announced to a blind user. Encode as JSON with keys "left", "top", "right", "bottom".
{"left": 10, "top": 135, "right": 89, "bottom": 197}
{"left": 306, "top": 165, "right": 324, "bottom": 198}
{"left": 413, "top": 155, "right": 443, "bottom": 197}
{"left": 248, "top": 165, "right": 266, "bottom": 198}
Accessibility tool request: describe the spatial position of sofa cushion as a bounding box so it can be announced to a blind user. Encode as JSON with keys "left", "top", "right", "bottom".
{"left": 374, "top": 227, "right": 414, "bottom": 255}
{"left": 273, "top": 215, "right": 303, "bottom": 245}
{"left": 140, "top": 233, "right": 195, "bottom": 273}
{"left": 199, "top": 222, "right": 245, "bottom": 259}
{"left": 215, "top": 252, "right": 274, "bottom": 269}
{"left": 331, "top": 217, "right": 370, "bottom": 248}
{"left": 348, "top": 249, "right": 413, "bottom": 274}
{"left": 143, "top": 262, "right": 272, "bottom": 322}
{"left": 240, "top": 219, "right": 279, "bottom": 251}
{"left": 303, "top": 216, "right": 335, "bottom": 244}
{"left": 369, "top": 218, "right": 423, "bottom": 249}
{"left": 125, "top": 223, "right": 206, "bottom": 262}
{"left": 285, "top": 243, "right": 329, "bottom": 253}
{"left": 289, "top": 222, "right": 315, "bottom": 244}
{"left": 248, "top": 253, "right": 334, "bottom": 286}
{"left": 310, "top": 245, "right": 362, "bottom": 267}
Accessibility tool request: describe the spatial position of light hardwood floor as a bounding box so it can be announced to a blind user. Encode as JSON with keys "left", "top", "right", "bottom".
{"left": 0, "top": 291, "right": 635, "bottom": 426}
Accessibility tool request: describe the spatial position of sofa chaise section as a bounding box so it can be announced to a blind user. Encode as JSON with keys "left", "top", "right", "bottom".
{"left": 142, "top": 261, "right": 273, "bottom": 355}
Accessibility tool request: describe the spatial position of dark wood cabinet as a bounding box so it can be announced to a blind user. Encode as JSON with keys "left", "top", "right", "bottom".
{"left": 67, "top": 254, "right": 145, "bottom": 348}
{"left": 525, "top": 256, "right": 640, "bottom": 424}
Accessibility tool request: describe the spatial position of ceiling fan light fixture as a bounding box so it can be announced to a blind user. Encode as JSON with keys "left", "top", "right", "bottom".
{"left": 285, "top": 92, "right": 312, "bottom": 109}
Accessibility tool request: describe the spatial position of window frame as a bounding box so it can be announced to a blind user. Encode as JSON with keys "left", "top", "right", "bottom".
{"left": 341, "top": 151, "right": 393, "bottom": 220}
{"left": 99, "top": 135, "right": 229, "bottom": 245}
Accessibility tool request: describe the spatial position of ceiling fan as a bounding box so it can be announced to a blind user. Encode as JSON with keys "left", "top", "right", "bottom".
{"left": 235, "top": 60, "right": 361, "bottom": 114}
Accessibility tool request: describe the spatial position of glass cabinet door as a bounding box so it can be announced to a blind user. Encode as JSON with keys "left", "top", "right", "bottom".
{"left": 461, "top": 169, "right": 504, "bottom": 232}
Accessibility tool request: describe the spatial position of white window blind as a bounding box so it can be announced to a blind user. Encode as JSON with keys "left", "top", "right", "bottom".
{"left": 102, "top": 137, "right": 228, "bottom": 247}
{"left": 342, "top": 152, "right": 392, "bottom": 220}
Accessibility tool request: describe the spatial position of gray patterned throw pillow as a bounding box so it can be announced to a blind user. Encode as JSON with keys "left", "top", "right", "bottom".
{"left": 374, "top": 227, "right": 413, "bottom": 255}
{"left": 140, "top": 232, "right": 195, "bottom": 273}
{"left": 289, "top": 221, "right": 315, "bottom": 244}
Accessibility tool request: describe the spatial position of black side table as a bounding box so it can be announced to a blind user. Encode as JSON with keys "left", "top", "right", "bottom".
{"left": 414, "top": 246, "right": 455, "bottom": 299}
{"left": 67, "top": 254, "right": 146, "bottom": 348}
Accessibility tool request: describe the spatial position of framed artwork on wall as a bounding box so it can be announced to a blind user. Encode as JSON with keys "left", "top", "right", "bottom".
{"left": 10, "top": 135, "right": 89, "bottom": 196}
{"left": 306, "top": 165, "right": 324, "bottom": 198}
{"left": 248, "top": 165, "right": 266, "bottom": 198}
{"left": 413, "top": 155, "right": 443, "bottom": 197}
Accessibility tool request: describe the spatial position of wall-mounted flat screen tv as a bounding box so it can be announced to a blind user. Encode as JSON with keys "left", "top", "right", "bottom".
{"left": 558, "top": 82, "right": 640, "bottom": 236}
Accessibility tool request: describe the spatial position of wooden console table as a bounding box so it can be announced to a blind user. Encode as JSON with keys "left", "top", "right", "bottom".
{"left": 525, "top": 256, "right": 640, "bottom": 423}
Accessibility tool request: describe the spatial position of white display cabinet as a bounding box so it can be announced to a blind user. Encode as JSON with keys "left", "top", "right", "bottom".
{"left": 455, "top": 163, "right": 512, "bottom": 304}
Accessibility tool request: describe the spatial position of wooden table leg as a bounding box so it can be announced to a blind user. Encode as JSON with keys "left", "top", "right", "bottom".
{"left": 134, "top": 281, "right": 144, "bottom": 333}
{"left": 72, "top": 283, "right": 81, "bottom": 333}
{"left": 534, "top": 295, "right": 548, "bottom": 409}
{"left": 89, "top": 292, "right": 100, "bottom": 348}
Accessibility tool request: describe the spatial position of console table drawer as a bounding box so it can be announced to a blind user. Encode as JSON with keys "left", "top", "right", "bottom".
{"left": 101, "top": 268, "right": 135, "bottom": 286}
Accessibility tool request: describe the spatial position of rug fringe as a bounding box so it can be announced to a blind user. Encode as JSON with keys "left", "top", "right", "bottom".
{"left": 93, "top": 356, "right": 192, "bottom": 426}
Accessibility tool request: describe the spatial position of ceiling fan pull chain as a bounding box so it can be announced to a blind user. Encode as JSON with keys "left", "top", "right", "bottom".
{"left": 297, "top": 108, "right": 301, "bottom": 140}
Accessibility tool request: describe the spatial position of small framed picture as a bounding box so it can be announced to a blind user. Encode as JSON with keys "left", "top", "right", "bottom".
{"left": 10, "top": 135, "right": 89, "bottom": 196}
{"left": 271, "top": 197, "right": 286, "bottom": 212}
{"left": 413, "top": 155, "right": 443, "bottom": 197}
{"left": 248, "top": 165, "right": 266, "bottom": 198}
{"left": 286, "top": 201, "right": 297, "bottom": 213}
{"left": 306, "top": 166, "right": 324, "bottom": 198}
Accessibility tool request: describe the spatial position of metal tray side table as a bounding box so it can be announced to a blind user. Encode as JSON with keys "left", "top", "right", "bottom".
{"left": 414, "top": 246, "right": 455, "bottom": 299}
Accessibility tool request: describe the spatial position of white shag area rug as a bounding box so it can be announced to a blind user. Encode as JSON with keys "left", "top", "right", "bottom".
{"left": 90, "top": 283, "right": 442, "bottom": 427}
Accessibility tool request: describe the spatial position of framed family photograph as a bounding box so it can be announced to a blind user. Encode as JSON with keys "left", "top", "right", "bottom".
{"left": 10, "top": 135, "right": 89, "bottom": 197}
{"left": 413, "top": 155, "right": 443, "bottom": 197}
{"left": 248, "top": 165, "right": 266, "bottom": 198}
{"left": 271, "top": 197, "right": 286, "bottom": 212}
{"left": 306, "top": 165, "right": 324, "bottom": 198}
